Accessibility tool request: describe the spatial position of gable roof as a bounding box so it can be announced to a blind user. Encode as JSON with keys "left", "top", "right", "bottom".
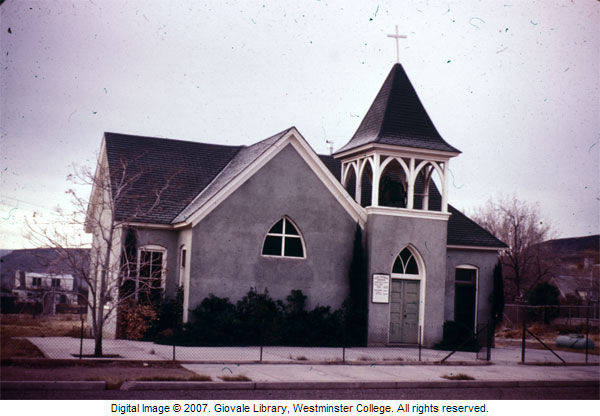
{"left": 551, "top": 275, "right": 599, "bottom": 301}
{"left": 173, "top": 128, "right": 292, "bottom": 223}
{"left": 335, "top": 63, "right": 460, "bottom": 155}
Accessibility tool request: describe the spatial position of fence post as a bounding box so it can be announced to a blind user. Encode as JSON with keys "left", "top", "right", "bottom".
{"left": 342, "top": 347, "right": 346, "bottom": 364}
{"left": 486, "top": 319, "right": 492, "bottom": 362}
{"left": 418, "top": 326, "right": 422, "bottom": 362}
{"left": 521, "top": 311, "right": 526, "bottom": 364}
{"left": 79, "top": 313, "right": 84, "bottom": 359}
{"left": 260, "top": 345, "right": 263, "bottom": 363}
{"left": 172, "top": 344, "right": 176, "bottom": 361}
{"left": 585, "top": 302, "right": 590, "bottom": 364}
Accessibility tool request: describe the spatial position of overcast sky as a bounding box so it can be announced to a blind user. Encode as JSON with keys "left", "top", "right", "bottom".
{"left": 1, "top": 0, "right": 598, "bottom": 249}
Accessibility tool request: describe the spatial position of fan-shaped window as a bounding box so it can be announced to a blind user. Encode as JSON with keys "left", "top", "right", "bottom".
{"left": 261, "top": 217, "right": 305, "bottom": 258}
{"left": 392, "top": 248, "right": 419, "bottom": 275}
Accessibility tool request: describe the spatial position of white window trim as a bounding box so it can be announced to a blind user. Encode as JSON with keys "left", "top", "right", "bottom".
{"left": 261, "top": 216, "right": 306, "bottom": 259}
{"left": 455, "top": 264, "right": 479, "bottom": 330}
{"left": 388, "top": 245, "right": 426, "bottom": 344}
{"left": 133, "top": 244, "right": 168, "bottom": 300}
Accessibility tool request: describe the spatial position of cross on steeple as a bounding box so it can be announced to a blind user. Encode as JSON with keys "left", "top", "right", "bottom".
{"left": 387, "top": 25, "right": 407, "bottom": 63}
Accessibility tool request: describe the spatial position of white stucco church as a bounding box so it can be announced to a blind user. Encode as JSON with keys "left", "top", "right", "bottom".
{"left": 87, "top": 39, "right": 506, "bottom": 346}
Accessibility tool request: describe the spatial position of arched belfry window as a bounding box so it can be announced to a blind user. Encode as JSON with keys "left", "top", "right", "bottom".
{"left": 261, "top": 217, "right": 305, "bottom": 258}
{"left": 392, "top": 247, "right": 419, "bottom": 275}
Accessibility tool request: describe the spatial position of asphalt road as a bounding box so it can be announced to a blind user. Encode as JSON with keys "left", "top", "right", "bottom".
{"left": 2, "top": 385, "right": 599, "bottom": 400}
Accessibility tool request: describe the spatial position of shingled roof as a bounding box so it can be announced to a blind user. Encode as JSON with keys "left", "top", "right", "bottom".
{"left": 103, "top": 131, "right": 501, "bottom": 248}
{"left": 104, "top": 132, "right": 242, "bottom": 224}
{"left": 447, "top": 205, "right": 507, "bottom": 248}
{"left": 336, "top": 63, "right": 460, "bottom": 154}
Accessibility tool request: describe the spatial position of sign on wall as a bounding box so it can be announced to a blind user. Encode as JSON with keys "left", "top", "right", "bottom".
{"left": 372, "top": 274, "right": 390, "bottom": 303}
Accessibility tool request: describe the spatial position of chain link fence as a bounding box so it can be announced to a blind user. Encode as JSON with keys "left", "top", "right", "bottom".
{"left": 498, "top": 304, "right": 599, "bottom": 364}
{"left": 2, "top": 314, "right": 494, "bottom": 364}
{"left": 3, "top": 304, "right": 597, "bottom": 364}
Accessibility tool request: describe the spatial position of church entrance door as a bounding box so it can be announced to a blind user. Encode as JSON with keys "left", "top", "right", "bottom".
{"left": 389, "top": 279, "right": 420, "bottom": 344}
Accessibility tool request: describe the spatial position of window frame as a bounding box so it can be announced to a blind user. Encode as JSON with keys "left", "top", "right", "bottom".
{"left": 391, "top": 247, "right": 420, "bottom": 277}
{"left": 131, "top": 245, "right": 167, "bottom": 302}
{"left": 454, "top": 264, "right": 479, "bottom": 330}
{"left": 261, "top": 216, "right": 306, "bottom": 259}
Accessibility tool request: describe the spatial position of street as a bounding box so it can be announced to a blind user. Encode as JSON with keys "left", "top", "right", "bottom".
{"left": 2, "top": 384, "right": 598, "bottom": 400}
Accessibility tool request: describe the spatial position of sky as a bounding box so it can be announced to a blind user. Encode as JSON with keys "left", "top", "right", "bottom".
{"left": 0, "top": 0, "right": 598, "bottom": 249}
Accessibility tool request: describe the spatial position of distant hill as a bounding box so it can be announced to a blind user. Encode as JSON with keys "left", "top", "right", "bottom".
{"left": 540, "top": 235, "right": 599, "bottom": 255}
{"left": 540, "top": 235, "right": 599, "bottom": 279}
{"left": 0, "top": 250, "right": 13, "bottom": 258}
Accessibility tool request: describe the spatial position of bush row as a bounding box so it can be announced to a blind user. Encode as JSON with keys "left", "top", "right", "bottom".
{"left": 131, "top": 288, "right": 361, "bottom": 347}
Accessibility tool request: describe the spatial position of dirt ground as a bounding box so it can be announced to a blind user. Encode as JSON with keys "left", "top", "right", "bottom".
{"left": 1, "top": 361, "right": 210, "bottom": 389}
{"left": 1, "top": 314, "right": 85, "bottom": 360}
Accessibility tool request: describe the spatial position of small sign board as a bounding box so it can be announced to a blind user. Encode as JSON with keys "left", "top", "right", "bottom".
{"left": 372, "top": 274, "right": 390, "bottom": 303}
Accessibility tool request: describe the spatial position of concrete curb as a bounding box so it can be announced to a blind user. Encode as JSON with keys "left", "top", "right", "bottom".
{"left": 1, "top": 381, "right": 106, "bottom": 391}
{"left": 121, "top": 381, "right": 254, "bottom": 391}
{"left": 121, "top": 379, "right": 599, "bottom": 391}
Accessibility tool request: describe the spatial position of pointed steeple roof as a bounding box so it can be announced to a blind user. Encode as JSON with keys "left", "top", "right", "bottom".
{"left": 336, "top": 63, "right": 460, "bottom": 155}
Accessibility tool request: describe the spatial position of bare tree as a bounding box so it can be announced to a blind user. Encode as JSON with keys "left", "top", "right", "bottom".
{"left": 472, "top": 195, "right": 556, "bottom": 302}
{"left": 27, "top": 149, "right": 180, "bottom": 356}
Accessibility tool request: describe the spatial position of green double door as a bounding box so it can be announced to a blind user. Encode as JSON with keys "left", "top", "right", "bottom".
{"left": 389, "top": 279, "right": 420, "bottom": 344}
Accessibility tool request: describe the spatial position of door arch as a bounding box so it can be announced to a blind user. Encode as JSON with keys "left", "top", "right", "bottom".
{"left": 389, "top": 245, "right": 426, "bottom": 344}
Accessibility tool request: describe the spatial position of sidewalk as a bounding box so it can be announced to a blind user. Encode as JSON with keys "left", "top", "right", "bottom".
{"left": 179, "top": 362, "right": 600, "bottom": 384}
{"left": 22, "top": 336, "right": 600, "bottom": 364}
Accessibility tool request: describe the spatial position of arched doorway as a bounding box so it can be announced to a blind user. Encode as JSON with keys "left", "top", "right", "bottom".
{"left": 389, "top": 246, "right": 425, "bottom": 344}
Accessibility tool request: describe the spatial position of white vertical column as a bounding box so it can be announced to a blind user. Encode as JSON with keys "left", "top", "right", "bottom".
{"left": 371, "top": 153, "right": 380, "bottom": 207}
{"left": 355, "top": 161, "right": 362, "bottom": 204}
{"left": 407, "top": 158, "right": 415, "bottom": 209}
{"left": 341, "top": 162, "right": 347, "bottom": 187}
{"left": 441, "top": 161, "right": 449, "bottom": 213}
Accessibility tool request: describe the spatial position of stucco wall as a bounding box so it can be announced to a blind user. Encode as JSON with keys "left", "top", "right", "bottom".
{"left": 365, "top": 213, "right": 448, "bottom": 347}
{"left": 188, "top": 144, "right": 358, "bottom": 312}
{"left": 444, "top": 249, "right": 500, "bottom": 330}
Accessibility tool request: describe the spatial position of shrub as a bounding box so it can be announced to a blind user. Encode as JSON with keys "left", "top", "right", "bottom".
{"left": 527, "top": 283, "right": 560, "bottom": 323}
{"left": 173, "top": 288, "right": 348, "bottom": 347}
{"left": 146, "top": 286, "right": 184, "bottom": 342}
{"left": 118, "top": 299, "right": 157, "bottom": 340}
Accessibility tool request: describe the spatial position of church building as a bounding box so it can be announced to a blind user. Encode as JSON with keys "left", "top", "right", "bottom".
{"left": 87, "top": 61, "right": 506, "bottom": 347}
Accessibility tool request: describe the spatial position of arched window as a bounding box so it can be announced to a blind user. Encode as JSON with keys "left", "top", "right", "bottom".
{"left": 392, "top": 247, "right": 419, "bottom": 275}
{"left": 261, "top": 217, "right": 305, "bottom": 258}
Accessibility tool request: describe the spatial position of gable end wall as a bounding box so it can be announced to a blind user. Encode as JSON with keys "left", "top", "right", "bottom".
{"left": 188, "top": 144, "right": 357, "bottom": 311}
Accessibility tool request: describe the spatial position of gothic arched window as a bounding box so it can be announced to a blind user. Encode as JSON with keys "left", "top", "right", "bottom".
{"left": 261, "top": 217, "right": 305, "bottom": 258}
{"left": 392, "top": 247, "right": 419, "bottom": 275}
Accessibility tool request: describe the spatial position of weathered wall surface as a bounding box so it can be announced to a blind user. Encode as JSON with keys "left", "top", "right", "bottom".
{"left": 365, "top": 213, "right": 448, "bottom": 347}
{"left": 445, "top": 249, "right": 500, "bottom": 329}
{"left": 189, "top": 144, "right": 357, "bottom": 311}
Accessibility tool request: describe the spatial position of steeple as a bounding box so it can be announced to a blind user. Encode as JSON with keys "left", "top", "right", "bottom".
{"left": 334, "top": 62, "right": 460, "bottom": 218}
{"left": 336, "top": 63, "right": 460, "bottom": 155}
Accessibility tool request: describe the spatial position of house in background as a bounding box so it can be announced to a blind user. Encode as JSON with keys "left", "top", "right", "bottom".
{"left": 551, "top": 275, "right": 599, "bottom": 306}
{"left": 0, "top": 248, "right": 89, "bottom": 313}
{"left": 86, "top": 62, "right": 506, "bottom": 346}
{"left": 13, "top": 272, "right": 78, "bottom": 304}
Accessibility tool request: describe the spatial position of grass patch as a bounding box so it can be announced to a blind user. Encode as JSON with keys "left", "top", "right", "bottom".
{"left": 358, "top": 356, "right": 374, "bottom": 361}
{"left": 441, "top": 373, "right": 475, "bottom": 380}
{"left": 295, "top": 356, "right": 308, "bottom": 361}
{"left": 382, "top": 357, "right": 404, "bottom": 361}
{"left": 219, "top": 374, "right": 251, "bottom": 382}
